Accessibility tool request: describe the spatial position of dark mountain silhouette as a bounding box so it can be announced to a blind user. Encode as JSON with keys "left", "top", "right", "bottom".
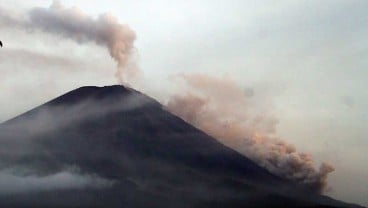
{"left": 0, "top": 85, "right": 364, "bottom": 208}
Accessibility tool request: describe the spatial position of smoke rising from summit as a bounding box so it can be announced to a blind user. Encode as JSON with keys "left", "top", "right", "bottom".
{"left": 0, "top": 1, "right": 137, "bottom": 83}
{"left": 166, "top": 74, "right": 334, "bottom": 193}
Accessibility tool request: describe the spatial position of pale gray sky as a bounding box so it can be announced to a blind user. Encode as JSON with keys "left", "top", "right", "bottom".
{"left": 0, "top": 0, "right": 367, "bottom": 206}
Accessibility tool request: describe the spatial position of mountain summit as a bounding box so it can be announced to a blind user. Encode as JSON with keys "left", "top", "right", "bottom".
{"left": 0, "top": 85, "right": 363, "bottom": 208}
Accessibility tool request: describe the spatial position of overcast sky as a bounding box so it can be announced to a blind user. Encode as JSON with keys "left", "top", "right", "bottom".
{"left": 0, "top": 0, "right": 367, "bottom": 206}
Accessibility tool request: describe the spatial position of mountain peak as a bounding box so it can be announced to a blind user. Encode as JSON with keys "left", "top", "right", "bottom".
{"left": 0, "top": 86, "right": 364, "bottom": 208}
{"left": 48, "top": 85, "right": 137, "bottom": 105}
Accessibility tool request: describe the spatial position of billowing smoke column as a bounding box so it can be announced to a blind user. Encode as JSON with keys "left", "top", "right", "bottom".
{"left": 27, "top": 1, "right": 136, "bottom": 83}
{"left": 166, "top": 74, "right": 334, "bottom": 193}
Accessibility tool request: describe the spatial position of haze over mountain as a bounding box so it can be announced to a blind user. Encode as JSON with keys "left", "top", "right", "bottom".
{"left": 0, "top": 85, "right": 364, "bottom": 208}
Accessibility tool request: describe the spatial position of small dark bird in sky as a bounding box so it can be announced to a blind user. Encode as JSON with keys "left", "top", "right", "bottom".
{"left": 0, "top": 40, "right": 2, "bottom": 47}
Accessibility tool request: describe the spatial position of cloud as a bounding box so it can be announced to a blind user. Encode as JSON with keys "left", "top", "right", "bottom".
{"left": 0, "top": 169, "right": 115, "bottom": 194}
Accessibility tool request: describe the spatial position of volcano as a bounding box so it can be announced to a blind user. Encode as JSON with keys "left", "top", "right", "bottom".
{"left": 0, "top": 85, "right": 363, "bottom": 208}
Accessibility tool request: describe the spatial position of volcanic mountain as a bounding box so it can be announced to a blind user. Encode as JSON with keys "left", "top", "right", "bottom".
{"left": 0, "top": 85, "right": 363, "bottom": 208}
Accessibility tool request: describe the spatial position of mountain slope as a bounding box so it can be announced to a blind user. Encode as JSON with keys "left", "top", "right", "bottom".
{"left": 0, "top": 85, "right": 363, "bottom": 208}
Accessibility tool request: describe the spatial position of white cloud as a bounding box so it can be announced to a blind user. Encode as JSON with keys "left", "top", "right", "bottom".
{"left": 0, "top": 169, "right": 115, "bottom": 194}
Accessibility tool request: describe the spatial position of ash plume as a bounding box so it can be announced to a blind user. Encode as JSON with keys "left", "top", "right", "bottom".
{"left": 166, "top": 73, "right": 334, "bottom": 193}
{"left": 0, "top": 1, "right": 137, "bottom": 83}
